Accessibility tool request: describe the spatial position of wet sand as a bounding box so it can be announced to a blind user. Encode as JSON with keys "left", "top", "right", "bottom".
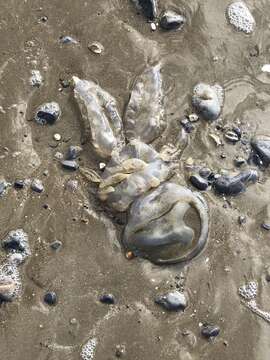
{"left": 1, "top": 0, "right": 270, "bottom": 359}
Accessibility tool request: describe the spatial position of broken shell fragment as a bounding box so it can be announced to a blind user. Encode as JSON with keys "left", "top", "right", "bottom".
{"left": 88, "top": 41, "right": 104, "bottom": 54}
{"left": 123, "top": 182, "right": 209, "bottom": 265}
{"left": 132, "top": 0, "right": 158, "bottom": 20}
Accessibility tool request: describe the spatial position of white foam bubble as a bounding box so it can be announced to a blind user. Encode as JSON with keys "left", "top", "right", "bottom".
{"left": 239, "top": 281, "right": 257, "bottom": 300}
{"left": 0, "top": 262, "right": 22, "bottom": 300}
{"left": 227, "top": 2, "right": 255, "bottom": 34}
{"left": 81, "top": 338, "right": 97, "bottom": 360}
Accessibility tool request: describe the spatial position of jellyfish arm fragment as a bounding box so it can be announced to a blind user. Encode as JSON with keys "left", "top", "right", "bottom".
{"left": 73, "top": 76, "right": 124, "bottom": 159}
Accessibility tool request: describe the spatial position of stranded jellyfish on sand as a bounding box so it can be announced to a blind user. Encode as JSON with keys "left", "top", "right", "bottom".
{"left": 73, "top": 68, "right": 209, "bottom": 265}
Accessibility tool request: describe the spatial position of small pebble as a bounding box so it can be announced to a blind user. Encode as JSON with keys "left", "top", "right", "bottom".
{"left": 14, "top": 180, "right": 25, "bottom": 189}
{"left": 61, "top": 160, "right": 79, "bottom": 171}
{"left": 238, "top": 215, "right": 247, "bottom": 225}
{"left": 54, "top": 152, "right": 63, "bottom": 160}
{"left": 0, "top": 180, "right": 8, "bottom": 196}
{"left": 30, "top": 70, "right": 43, "bottom": 87}
{"left": 50, "top": 240, "right": 62, "bottom": 251}
{"left": 150, "top": 22, "right": 157, "bottom": 31}
{"left": 44, "top": 291, "right": 57, "bottom": 306}
{"left": 201, "top": 324, "right": 220, "bottom": 338}
{"left": 160, "top": 10, "right": 186, "bottom": 31}
{"left": 59, "top": 35, "right": 78, "bottom": 44}
{"left": 99, "top": 294, "right": 115, "bottom": 305}
{"left": 155, "top": 291, "right": 187, "bottom": 311}
{"left": 188, "top": 113, "right": 199, "bottom": 122}
{"left": 190, "top": 174, "right": 208, "bottom": 191}
{"left": 70, "top": 318, "right": 77, "bottom": 325}
{"left": 31, "top": 179, "right": 44, "bottom": 193}
{"left": 53, "top": 133, "right": 61, "bottom": 141}
{"left": 66, "top": 145, "right": 83, "bottom": 160}
{"left": 35, "top": 102, "right": 61, "bottom": 125}
{"left": 261, "top": 223, "right": 270, "bottom": 231}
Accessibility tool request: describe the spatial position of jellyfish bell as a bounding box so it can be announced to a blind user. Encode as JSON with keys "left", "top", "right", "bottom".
{"left": 123, "top": 183, "right": 209, "bottom": 265}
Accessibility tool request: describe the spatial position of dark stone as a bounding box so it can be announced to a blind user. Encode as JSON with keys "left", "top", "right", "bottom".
{"left": 99, "top": 294, "right": 115, "bottom": 305}
{"left": 160, "top": 10, "right": 186, "bottom": 31}
{"left": 213, "top": 170, "right": 258, "bottom": 196}
{"left": 135, "top": 0, "right": 158, "bottom": 20}
{"left": 37, "top": 111, "right": 55, "bottom": 124}
{"left": 50, "top": 240, "right": 62, "bottom": 250}
{"left": 66, "top": 145, "right": 83, "bottom": 160}
{"left": 155, "top": 291, "right": 187, "bottom": 311}
{"left": 201, "top": 324, "right": 220, "bottom": 338}
{"left": 190, "top": 174, "right": 208, "bottom": 191}
{"left": 251, "top": 136, "right": 270, "bottom": 167}
{"left": 61, "top": 160, "right": 79, "bottom": 171}
{"left": 35, "top": 102, "right": 61, "bottom": 125}
{"left": 44, "top": 291, "right": 57, "bottom": 306}
{"left": 14, "top": 180, "right": 25, "bottom": 189}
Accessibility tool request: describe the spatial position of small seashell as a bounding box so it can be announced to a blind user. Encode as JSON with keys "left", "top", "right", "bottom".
{"left": 88, "top": 41, "right": 104, "bottom": 54}
{"left": 209, "top": 133, "right": 222, "bottom": 146}
{"left": 53, "top": 133, "right": 61, "bottom": 141}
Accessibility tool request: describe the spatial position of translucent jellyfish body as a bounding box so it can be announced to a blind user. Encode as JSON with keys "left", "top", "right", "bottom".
{"left": 98, "top": 140, "right": 174, "bottom": 212}
{"left": 124, "top": 63, "right": 165, "bottom": 144}
{"left": 123, "top": 182, "right": 209, "bottom": 264}
{"left": 73, "top": 77, "right": 124, "bottom": 159}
